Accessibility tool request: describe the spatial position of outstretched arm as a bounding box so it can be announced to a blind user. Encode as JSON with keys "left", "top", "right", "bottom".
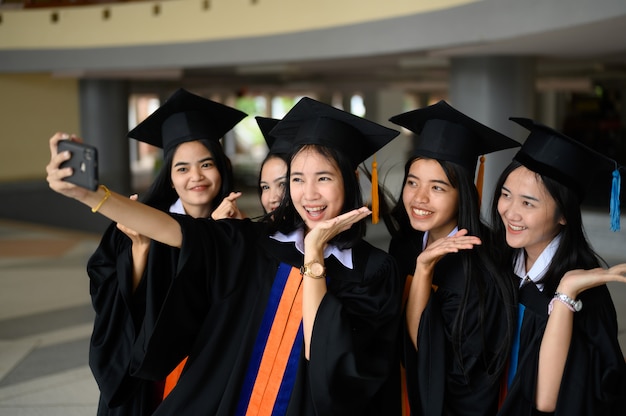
{"left": 46, "top": 133, "right": 183, "bottom": 248}
{"left": 405, "top": 229, "right": 481, "bottom": 348}
{"left": 535, "top": 263, "right": 626, "bottom": 411}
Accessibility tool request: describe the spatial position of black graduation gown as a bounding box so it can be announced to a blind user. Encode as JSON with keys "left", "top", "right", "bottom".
{"left": 498, "top": 282, "right": 626, "bottom": 415}
{"left": 130, "top": 216, "right": 403, "bottom": 415}
{"left": 390, "top": 234, "right": 508, "bottom": 416}
{"left": 87, "top": 223, "right": 168, "bottom": 415}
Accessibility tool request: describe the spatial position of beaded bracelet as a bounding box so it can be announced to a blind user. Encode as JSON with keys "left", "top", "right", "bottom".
{"left": 91, "top": 185, "right": 111, "bottom": 213}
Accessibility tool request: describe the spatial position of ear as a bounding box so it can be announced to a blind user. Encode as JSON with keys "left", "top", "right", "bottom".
{"left": 558, "top": 216, "right": 567, "bottom": 226}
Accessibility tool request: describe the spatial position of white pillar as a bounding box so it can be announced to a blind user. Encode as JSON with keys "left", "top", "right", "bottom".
{"left": 450, "top": 56, "right": 535, "bottom": 217}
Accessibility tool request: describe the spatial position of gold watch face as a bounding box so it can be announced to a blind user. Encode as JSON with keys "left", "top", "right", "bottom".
{"left": 308, "top": 262, "right": 324, "bottom": 277}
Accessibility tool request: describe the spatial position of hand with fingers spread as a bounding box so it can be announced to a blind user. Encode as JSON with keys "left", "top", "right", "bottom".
{"left": 415, "top": 228, "right": 482, "bottom": 273}
{"left": 556, "top": 263, "right": 626, "bottom": 299}
{"left": 304, "top": 206, "right": 371, "bottom": 253}
{"left": 211, "top": 191, "right": 245, "bottom": 220}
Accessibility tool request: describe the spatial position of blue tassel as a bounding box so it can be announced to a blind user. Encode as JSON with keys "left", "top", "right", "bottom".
{"left": 610, "top": 168, "right": 621, "bottom": 232}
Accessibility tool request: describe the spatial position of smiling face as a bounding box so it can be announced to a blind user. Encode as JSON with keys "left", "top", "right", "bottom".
{"left": 402, "top": 158, "right": 459, "bottom": 242}
{"left": 290, "top": 146, "right": 345, "bottom": 232}
{"left": 259, "top": 155, "right": 288, "bottom": 214}
{"left": 170, "top": 140, "right": 222, "bottom": 218}
{"left": 497, "top": 165, "right": 565, "bottom": 266}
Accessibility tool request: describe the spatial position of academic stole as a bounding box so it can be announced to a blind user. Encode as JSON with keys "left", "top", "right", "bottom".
{"left": 236, "top": 262, "right": 304, "bottom": 416}
{"left": 498, "top": 303, "right": 525, "bottom": 407}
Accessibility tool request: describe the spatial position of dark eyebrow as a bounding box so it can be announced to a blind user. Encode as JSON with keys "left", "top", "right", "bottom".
{"left": 173, "top": 156, "right": 213, "bottom": 168}
{"left": 406, "top": 173, "right": 450, "bottom": 186}
{"left": 291, "top": 170, "right": 335, "bottom": 176}
{"left": 502, "top": 184, "right": 540, "bottom": 202}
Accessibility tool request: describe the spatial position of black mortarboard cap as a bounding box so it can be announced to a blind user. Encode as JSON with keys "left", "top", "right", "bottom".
{"left": 510, "top": 117, "right": 617, "bottom": 199}
{"left": 255, "top": 116, "right": 291, "bottom": 155}
{"left": 127, "top": 88, "right": 247, "bottom": 155}
{"left": 389, "top": 100, "right": 521, "bottom": 175}
{"left": 268, "top": 97, "right": 400, "bottom": 169}
{"left": 511, "top": 117, "right": 621, "bottom": 231}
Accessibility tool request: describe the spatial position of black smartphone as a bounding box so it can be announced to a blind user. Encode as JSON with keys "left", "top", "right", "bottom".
{"left": 58, "top": 140, "right": 99, "bottom": 191}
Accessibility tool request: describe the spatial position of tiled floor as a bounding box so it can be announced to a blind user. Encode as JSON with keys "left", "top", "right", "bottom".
{"left": 0, "top": 220, "right": 100, "bottom": 415}
{"left": 0, "top": 209, "right": 625, "bottom": 415}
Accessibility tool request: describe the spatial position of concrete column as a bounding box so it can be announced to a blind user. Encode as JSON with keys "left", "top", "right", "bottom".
{"left": 79, "top": 79, "right": 131, "bottom": 194}
{"left": 362, "top": 88, "right": 408, "bottom": 202}
{"left": 450, "top": 56, "right": 535, "bottom": 216}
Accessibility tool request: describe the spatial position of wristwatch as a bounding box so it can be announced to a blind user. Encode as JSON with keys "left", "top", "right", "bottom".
{"left": 300, "top": 260, "right": 326, "bottom": 279}
{"left": 548, "top": 292, "right": 583, "bottom": 314}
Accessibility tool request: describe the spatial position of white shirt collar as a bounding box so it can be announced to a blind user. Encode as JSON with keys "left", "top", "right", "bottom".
{"left": 270, "top": 229, "right": 353, "bottom": 269}
{"left": 514, "top": 233, "right": 562, "bottom": 292}
{"left": 169, "top": 198, "right": 186, "bottom": 215}
{"left": 422, "top": 226, "right": 459, "bottom": 250}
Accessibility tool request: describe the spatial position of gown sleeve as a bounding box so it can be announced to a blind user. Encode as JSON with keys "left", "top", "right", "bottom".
{"left": 307, "top": 242, "right": 404, "bottom": 415}
{"left": 499, "top": 284, "right": 626, "bottom": 416}
{"left": 87, "top": 222, "right": 151, "bottom": 408}
{"left": 130, "top": 216, "right": 265, "bottom": 380}
{"left": 401, "top": 253, "right": 508, "bottom": 416}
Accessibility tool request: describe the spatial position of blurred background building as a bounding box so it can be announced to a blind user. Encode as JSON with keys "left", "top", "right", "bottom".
{"left": 1, "top": 0, "right": 625, "bottom": 233}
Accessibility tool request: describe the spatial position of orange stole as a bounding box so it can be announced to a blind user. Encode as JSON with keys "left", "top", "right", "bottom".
{"left": 162, "top": 356, "right": 188, "bottom": 399}
{"left": 245, "top": 266, "right": 303, "bottom": 415}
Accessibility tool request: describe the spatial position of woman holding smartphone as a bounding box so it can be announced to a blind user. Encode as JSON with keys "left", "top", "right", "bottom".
{"left": 47, "top": 97, "right": 404, "bottom": 415}
{"left": 87, "top": 88, "right": 247, "bottom": 415}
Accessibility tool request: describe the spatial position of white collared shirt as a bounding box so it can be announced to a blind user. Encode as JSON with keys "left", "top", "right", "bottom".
{"left": 169, "top": 198, "right": 186, "bottom": 215}
{"left": 513, "top": 233, "right": 562, "bottom": 292}
{"left": 270, "top": 229, "right": 353, "bottom": 269}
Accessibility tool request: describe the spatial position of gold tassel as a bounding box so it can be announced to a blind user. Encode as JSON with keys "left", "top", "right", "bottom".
{"left": 476, "top": 155, "right": 485, "bottom": 208}
{"left": 371, "top": 154, "right": 379, "bottom": 224}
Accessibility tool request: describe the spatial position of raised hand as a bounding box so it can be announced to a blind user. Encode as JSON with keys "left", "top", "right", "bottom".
{"left": 304, "top": 206, "right": 371, "bottom": 252}
{"left": 416, "top": 228, "right": 481, "bottom": 272}
{"left": 211, "top": 191, "right": 244, "bottom": 220}
{"left": 556, "top": 263, "right": 626, "bottom": 299}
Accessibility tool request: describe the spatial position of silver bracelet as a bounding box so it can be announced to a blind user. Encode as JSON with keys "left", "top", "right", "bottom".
{"left": 548, "top": 292, "right": 583, "bottom": 315}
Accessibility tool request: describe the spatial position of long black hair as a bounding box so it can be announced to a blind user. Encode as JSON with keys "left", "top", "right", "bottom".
{"left": 386, "top": 155, "right": 516, "bottom": 381}
{"left": 140, "top": 138, "right": 235, "bottom": 214}
{"left": 269, "top": 144, "right": 366, "bottom": 249}
{"left": 489, "top": 160, "right": 604, "bottom": 296}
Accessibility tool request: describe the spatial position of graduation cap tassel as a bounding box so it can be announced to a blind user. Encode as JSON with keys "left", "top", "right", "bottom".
{"left": 610, "top": 166, "right": 621, "bottom": 232}
{"left": 371, "top": 155, "right": 379, "bottom": 224}
{"left": 475, "top": 155, "right": 486, "bottom": 208}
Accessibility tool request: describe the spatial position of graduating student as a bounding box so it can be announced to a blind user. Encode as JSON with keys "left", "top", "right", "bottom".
{"left": 255, "top": 116, "right": 289, "bottom": 216}
{"left": 386, "top": 101, "right": 520, "bottom": 415}
{"left": 87, "top": 88, "right": 247, "bottom": 415}
{"left": 492, "top": 118, "right": 626, "bottom": 415}
{"left": 46, "top": 97, "right": 404, "bottom": 415}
